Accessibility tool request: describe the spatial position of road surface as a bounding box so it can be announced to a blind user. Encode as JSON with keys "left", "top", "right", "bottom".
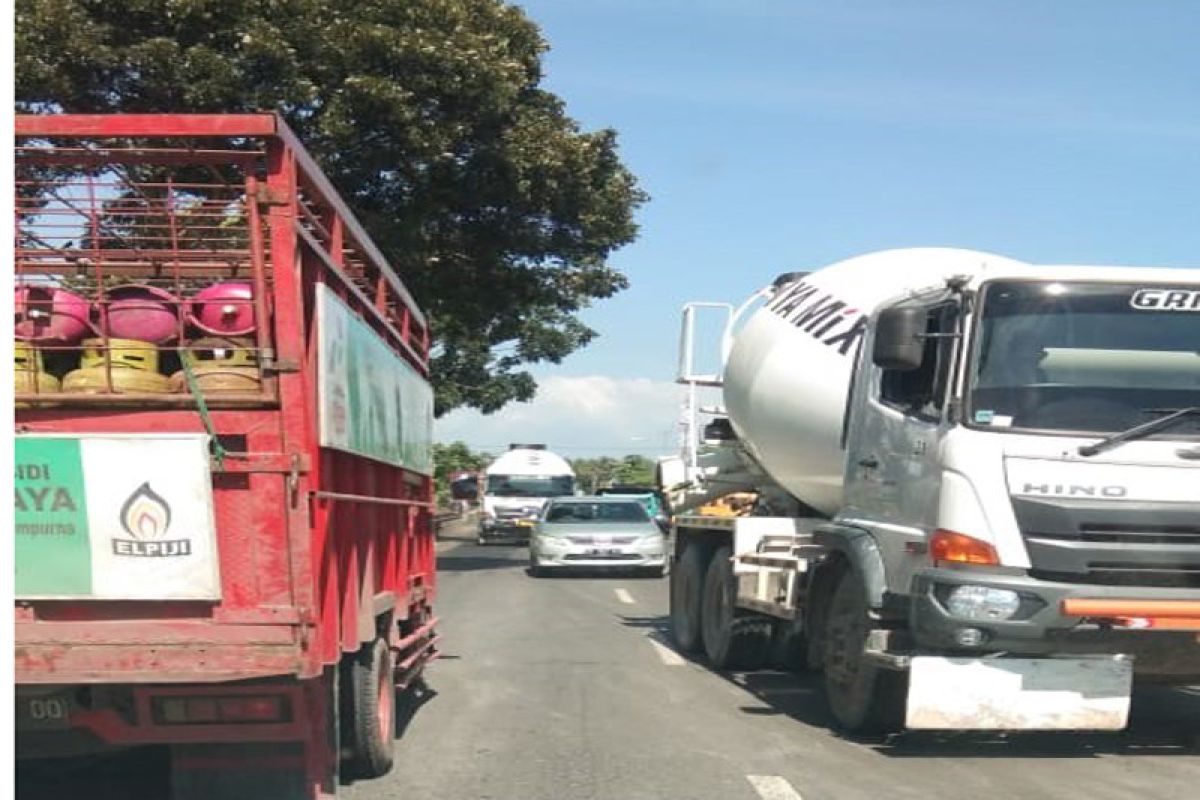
{"left": 345, "top": 520, "right": 1200, "bottom": 800}
{"left": 16, "top": 518, "right": 1200, "bottom": 799}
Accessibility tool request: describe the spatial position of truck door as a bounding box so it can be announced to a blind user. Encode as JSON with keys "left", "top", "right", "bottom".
{"left": 844, "top": 296, "right": 961, "bottom": 591}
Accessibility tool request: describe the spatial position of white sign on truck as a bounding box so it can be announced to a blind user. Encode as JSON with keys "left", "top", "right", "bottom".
{"left": 15, "top": 434, "right": 220, "bottom": 600}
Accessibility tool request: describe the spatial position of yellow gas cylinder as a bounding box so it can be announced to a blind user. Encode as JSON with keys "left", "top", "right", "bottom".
{"left": 62, "top": 338, "right": 170, "bottom": 394}
{"left": 14, "top": 341, "right": 61, "bottom": 406}
{"left": 168, "top": 337, "right": 262, "bottom": 395}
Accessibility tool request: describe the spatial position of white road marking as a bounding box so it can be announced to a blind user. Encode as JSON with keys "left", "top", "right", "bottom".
{"left": 614, "top": 588, "right": 635, "bottom": 604}
{"left": 746, "top": 775, "right": 804, "bottom": 800}
{"left": 646, "top": 634, "right": 685, "bottom": 666}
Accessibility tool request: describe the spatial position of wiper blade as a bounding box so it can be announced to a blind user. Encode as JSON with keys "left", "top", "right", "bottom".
{"left": 1078, "top": 407, "right": 1200, "bottom": 458}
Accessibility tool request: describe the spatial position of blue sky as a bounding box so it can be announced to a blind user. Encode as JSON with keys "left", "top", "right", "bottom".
{"left": 435, "top": 0, "right": 1200, "bottom": 456}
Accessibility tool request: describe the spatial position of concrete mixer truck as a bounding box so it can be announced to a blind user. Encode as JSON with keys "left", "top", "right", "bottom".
{"left": 660, "top": 248, "right": 1200, "bottom": 734}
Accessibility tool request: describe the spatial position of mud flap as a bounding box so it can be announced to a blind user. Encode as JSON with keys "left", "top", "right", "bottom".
{"left": 905, "top": 655, "right": 1133, "bottom": 731}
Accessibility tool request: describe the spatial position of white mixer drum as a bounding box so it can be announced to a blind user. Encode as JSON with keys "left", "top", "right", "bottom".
{"left": 722, "top": 248, "right": 1028, "bottom": 515}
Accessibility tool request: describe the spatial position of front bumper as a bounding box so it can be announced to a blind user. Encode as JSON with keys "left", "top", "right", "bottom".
{"left": 532, "top": 538, "right": 666, "bottom": 570}
{"left": 479, "top": 519, "right": 536, "bottom": 542}
{"left": 909, "top": 567, "right": 1200, "bottom": 681}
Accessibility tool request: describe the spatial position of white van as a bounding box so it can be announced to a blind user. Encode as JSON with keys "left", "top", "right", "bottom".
{"left": 478, "top": 445, "right": 575, "bottom": 544}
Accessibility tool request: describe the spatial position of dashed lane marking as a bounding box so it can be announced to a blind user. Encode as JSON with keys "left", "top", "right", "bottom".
{"left": 614, "top": 588, "right": 635, "bottom": 604}
{"left": 746, "top": 775, "right": 804, "bottom": 800}
{"left": 646, "top": 634, "right": 685, "bottom": 666}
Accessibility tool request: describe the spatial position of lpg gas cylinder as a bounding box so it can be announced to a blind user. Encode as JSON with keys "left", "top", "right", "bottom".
{"left": 168, "top": 336, "right": 262, "bottom": 394}
{"left": 102, "top": 284, "right": 180, "bottom": 343}
{"left": 14, "top": 284, "right": 92, "bottom": 343}
{"left": 14, "top": 341, "right": 61, "bottom": 405}
{"left": 62, "top": 338, "right": 170, "bottom": 394}
{"left": 187, "top": 282, "right": 256, "bottom": 336}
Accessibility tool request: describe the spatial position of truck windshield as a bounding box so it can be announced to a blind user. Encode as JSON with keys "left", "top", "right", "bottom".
{"left": 967, "top": 280, "right": 1200, "bottom": 437}
{"left": 486, "top": 475, "right": 574, "bottom": 498}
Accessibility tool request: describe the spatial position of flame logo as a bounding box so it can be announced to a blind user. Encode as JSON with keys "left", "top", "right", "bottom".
{"left": 119, "top": 482, "right": 172, "bottom": 540}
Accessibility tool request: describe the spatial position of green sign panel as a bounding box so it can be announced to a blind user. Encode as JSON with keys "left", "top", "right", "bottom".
{"left": 317, "top": 284, "right": 434, "bottom": 474}
{"left": 14, "top": 437, "right": 92, "bottom": 596}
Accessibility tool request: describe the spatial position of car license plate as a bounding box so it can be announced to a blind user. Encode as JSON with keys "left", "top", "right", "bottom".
{"left": 17, "top": 692, "right": 73, "bottom": 730}
{"left": 587, "top": 548, "right": 621, "bottom": 556}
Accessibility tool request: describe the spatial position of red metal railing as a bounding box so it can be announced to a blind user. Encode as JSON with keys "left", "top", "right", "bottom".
{"left": 14, "top": 114, "right": 429, "bottom": 409}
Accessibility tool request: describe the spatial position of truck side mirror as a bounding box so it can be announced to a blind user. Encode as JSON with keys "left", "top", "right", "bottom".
{"left": 872, "top": 306, "right": 926, "bottom": 371}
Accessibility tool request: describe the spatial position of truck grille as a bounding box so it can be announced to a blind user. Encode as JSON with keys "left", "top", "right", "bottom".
{"left": 1030, "top": 565, "right": 1200, "bottom": 589}
{"left": 1068, "top": 523, "right": 1200, "bottom": 546}
{"left": 1012, "top": 497, "right": 1200, "bottom": 589}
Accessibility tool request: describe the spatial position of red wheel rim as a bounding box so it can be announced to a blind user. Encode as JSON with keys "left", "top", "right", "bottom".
{"left": 377, "top": 649, "right": 394, "bottom": 738}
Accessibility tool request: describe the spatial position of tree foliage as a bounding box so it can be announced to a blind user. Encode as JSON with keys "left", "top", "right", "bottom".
{"left": 15, "top": 0, "right": 646, "bottom": 414}
{"left": 570, "top": 454, "right": 655, "bottom": 493}
{"left": 431, "top": 441, "right": 492, "bottom": 483}
{"left": 430, "top": 440, "right": 492, "bottom": 505}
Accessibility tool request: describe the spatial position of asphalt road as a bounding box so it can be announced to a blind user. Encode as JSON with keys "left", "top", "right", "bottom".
{"left": 16, "top": 518, "right": 1200, "bottom": 799}
{"left": 349, "top": 521, "right": 1200, "bottom": 800}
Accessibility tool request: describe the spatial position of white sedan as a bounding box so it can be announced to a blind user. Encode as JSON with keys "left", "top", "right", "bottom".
{"left": 529, "top": 496, "right": 667, "bottom": 577}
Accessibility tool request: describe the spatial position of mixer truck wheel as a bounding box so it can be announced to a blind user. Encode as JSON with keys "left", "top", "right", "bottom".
{"left": 701, "top": 546, "right": 774, "bottom": 670}
{"left": 670, "top": 541, "right": 708, "bottom": 652}
{"left": 343, "top": 637, "right": 396, "bottom": 779}
{"left": 821, "top": 568, "right": 906, "bottom": 735}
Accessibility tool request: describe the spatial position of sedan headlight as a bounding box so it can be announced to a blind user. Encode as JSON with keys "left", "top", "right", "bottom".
{"left": 946, "top": 585, "right": 1021, "bottom": 621}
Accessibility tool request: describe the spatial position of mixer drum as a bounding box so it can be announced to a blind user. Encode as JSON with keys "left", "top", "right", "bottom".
{"left": 721, "top": 248, "right": 1027, "bottom": 515}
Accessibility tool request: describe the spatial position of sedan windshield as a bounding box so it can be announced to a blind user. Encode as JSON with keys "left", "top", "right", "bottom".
{"left": 544, "top": 502, "right": 650, "bottom": 523}
{"left": 968, "top": 280, "right": 1200, "bottom": 436}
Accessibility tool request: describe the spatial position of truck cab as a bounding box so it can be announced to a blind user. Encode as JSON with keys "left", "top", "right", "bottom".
{"left": 478, "top": 445, "right": 575, "bottom": 544}
{"left": 843, "top": 271, "right": 1200, "bottom": 682}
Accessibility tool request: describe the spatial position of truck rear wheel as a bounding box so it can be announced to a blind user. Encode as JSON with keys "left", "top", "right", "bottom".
{"left": 700, "top": 546, "right": 774, "bottom": 670}
{"left": 343, "top": 637, "right": 396, "bottom": 779}
{"left": 670, "top": 541, "right": 707, "bottom": 652}
{"left": 822, "top": 568, "right": 906, "bottom": 735}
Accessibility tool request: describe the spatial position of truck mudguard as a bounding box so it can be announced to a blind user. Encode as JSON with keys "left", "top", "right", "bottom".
{"left": 813, "top": 523, "right": 888, "bottom": 610}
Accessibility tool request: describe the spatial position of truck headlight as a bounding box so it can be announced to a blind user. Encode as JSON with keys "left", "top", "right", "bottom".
{"left": 946, "top": 585, "right": 1021, "bottom": 621}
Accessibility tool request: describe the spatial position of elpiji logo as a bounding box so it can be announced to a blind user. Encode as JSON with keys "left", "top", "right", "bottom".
{"left": 112, "top": 482, "right": 192, "bottom": 557}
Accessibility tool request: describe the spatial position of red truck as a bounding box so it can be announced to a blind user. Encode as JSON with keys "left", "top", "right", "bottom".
{"left": 14, "top": 114, "right": 438, "bottom": 798}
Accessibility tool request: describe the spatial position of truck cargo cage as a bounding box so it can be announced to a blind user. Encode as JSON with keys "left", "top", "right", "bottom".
{"left": 14, "top": 114, "right": 429, "bottom": 409}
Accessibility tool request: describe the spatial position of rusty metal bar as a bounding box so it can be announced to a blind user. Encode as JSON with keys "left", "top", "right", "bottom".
{"left": 313, "top": 491, "right": 434, "bottom": 509}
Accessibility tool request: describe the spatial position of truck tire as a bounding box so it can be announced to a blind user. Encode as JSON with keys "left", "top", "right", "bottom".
{"left": 670, "top": 541, "right": 708, "bottom": 652}
{"left": 700, "top": 546, "right": 774, "bottom": 670}
{"left": 821, "top": 568, "right": 906, "bottom": 735}
{"left": 772, "top": 612, "right": 813, "bottom": 672}
{"left": 343, "top": 637, "right": 396, "bottom": 779}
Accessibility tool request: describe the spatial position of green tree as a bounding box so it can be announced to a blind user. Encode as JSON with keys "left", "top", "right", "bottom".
{"left": 569, "top": 455, "right": 655, "bottom": 493}
{"left": 431, "top": 440, "right": 491, "bottom": 505}
{"left": 15, "top": 0, "right": 646, "bottom": 415}
{"left": 615, "top": 454, "right": 654, "bottom": 486}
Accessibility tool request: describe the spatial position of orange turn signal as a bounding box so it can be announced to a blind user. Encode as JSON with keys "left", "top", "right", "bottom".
{"left": 930, "top": 529, "right": 1000, "bottom": 566}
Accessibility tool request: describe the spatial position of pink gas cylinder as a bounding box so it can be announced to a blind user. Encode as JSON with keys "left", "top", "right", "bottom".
{"left": 14, "top": 284, "right": 93, "bottom": 343}
{"left": 102, "top": 284, "right": 181, "bottom": 343}
{"left": 187, "top": 282, "right": 256, "bottom": 336}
